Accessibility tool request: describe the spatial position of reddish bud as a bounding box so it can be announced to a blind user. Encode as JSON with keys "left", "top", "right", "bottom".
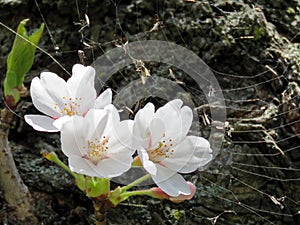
{"left": 148, "top": 187, "right": 170, "bottom": 199}
{"left": 169, "top": 182, "right": 196, "bottom": 203}
{"left": 148, "top": 182, "right": 197, "bottom": 203}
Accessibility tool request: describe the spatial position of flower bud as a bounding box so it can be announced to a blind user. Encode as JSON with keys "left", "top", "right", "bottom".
{"left": 148, "top": 187, "right": 170, "bottom": 199}
{"left": 169, "top": 182, "right": 196, "bottom": 203}
{"left": 149, "top": 182, "right": 196, "bottom": 203}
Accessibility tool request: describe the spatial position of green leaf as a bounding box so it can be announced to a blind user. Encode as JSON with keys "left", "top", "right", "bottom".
{"left": 4, "top": 18, "right": 44, "bottom": 105}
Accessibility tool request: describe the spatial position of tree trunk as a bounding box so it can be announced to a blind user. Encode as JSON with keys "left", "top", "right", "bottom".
{"left": 0, "top": 108, "right": 38, "bottom": 223}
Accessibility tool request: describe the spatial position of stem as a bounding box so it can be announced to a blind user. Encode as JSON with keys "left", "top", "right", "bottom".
{"left": 120, "top": 190, "right": 152, "bottom": 199}
{"left": 42, "top": 151, "right": 77, "bottom": 178}
{"left": 0, "top": 109, "right": 38, "bottom": 223}
{"left": 120, "top": 174, "right": 151, "bottom": 192}
{"left": 92, "top": 196, "right": 114, "bottom": 225}
{"left": 93, "top": 200, "right": 106, "bottom": 225}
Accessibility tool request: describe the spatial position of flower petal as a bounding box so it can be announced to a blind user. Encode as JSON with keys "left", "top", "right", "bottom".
{"left": 133, "top": 103, "right": 155, "bottom": 148}
{"left": 135, "top": 102, "right": 155, "bottom": 129}
{"left": 67, "top": 64, "right": 96, "bottom": 115}
{"left": 105, "top": 104, "right": 120, "bottom": 124}
{"left": 95, "top": 151, "right": 133, "bottom": 177}
{"left": 61, "top": 109, "right": 131, "bottom": 178}
{"left": 95, "top": 88, "right": 112, "bottom": 109}
{"left": 61, "top": 116, "right": 89, "bottom": 158}
{"left": 103, "top": 105, "right": 135, "bottom": 156}
{"left": 68, "top": 142, "right": 133, "bottom": 178}
{"left": 52, "top": 116, "right": 72, "bottom": 130}
{"left": 152, "top": 164, "right": 190, "bottom": 196}
{"left": 178, "top": 136, "right": 212, "bottom": 173}
{"left": 138, "top": 149, "right": 157, "bottom": 175}
{"left": 68, "top": 155, "right": 102, "bottom": 177}
{"left": 155, "top": 99, "right": 186, "bottom": 141}
{"left": 72, "top": 64, "right": 94, "bottom": 77}
{"left": 30, "top": 74, "right": 67, "bottom": 117}
{"left": 24, "top": 114, "right": 58, "bottom": 132}
{"left": 68, "top": 64, "right": 95, "bottom": 94}
{"left": 162, "top": 136, "right": 212, "bottom": 173}
{"left": 148, "top": 117, "right": 165, "bottom": 148}
{"left": 108, "top": 120, "right": 135, "bottom": 152}
{"left": 161, "top": 136, "right": 195, "bottom": 171}
{"left": 169, "top": 182, "right": 196, "bottom": 203}
{"left": 39, "top": 72, "right": 69, "bottom": 99}
{"left": 155, "top": 99, "right": 183, "bottom": 121}
{"left": 84, "top": 109, "right": 108, "bottom": 141}
{"left": 179, "top": 106, "right": 193, "bottom": 140}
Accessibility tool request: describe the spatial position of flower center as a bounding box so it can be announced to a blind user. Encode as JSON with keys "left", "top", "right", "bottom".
{"left": 54, "top": 96, "right": 82, "bottom": 116}
{"left": 148, "top": 134, "right": 174, "bottom": 163}
{"left": 82, "top": 136, "right": 109, "bottom": 165}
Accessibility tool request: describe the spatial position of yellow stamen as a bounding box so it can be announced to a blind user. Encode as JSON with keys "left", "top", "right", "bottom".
{"left": 148, "top": 134, "right": 175, "bottom": 163}
{"left": 83, "top": 136, "right": 109, "bottom": 165}
{"left": 53, "top": 96, "right": 83, "bottom": 116}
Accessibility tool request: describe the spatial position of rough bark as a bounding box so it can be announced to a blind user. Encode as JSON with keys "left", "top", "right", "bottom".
{"left": 0, "top": 108, "right": 38, "bottom": 223}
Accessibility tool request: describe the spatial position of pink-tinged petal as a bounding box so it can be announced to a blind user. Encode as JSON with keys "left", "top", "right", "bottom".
{"left": 68, "top": 155, "right": 103, "bottom": 177}
{"left": 152, "top": 164, "right": 190, "bottom": 196}
{"left": 169, "top": 182, "right": 196, "bottom": 203}
{"left": 149, "top": 181, "right": 196, "bottom": 203}
{"left": 138, "top": 149, "right": 157, "bottom": 175}
{"left": 30, "top": 75, "right": 65, "bottom": 117}
{"left": 24, "top": 114, "right": 58, "bottom": 132}
{"left": 95, "top": 88, "right": 112, "bottom": 109}
{"left": 148, "top": 187, "right": 170, "bottom": 199}
{"left": 61, "top": 116, "right": 89, "bottom": 158}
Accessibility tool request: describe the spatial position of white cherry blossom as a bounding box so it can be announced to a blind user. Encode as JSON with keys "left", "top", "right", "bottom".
{"left": 61, "top": 105, "right": 134, "bottom": 178}
{"left": 133, "top": 99, "right": 213, "bottom": 196}
{"left": 25, "top": 64, "right": 112, "bottom": 132}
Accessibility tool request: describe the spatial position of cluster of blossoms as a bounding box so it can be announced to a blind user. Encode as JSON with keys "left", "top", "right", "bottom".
{"left": 25, "top": 64, "right": 213, "bottom": 202}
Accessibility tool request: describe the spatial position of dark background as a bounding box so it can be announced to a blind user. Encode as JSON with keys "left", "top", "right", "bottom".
{"left": 0, "top": 0, "right": 299, "bottom": 224}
